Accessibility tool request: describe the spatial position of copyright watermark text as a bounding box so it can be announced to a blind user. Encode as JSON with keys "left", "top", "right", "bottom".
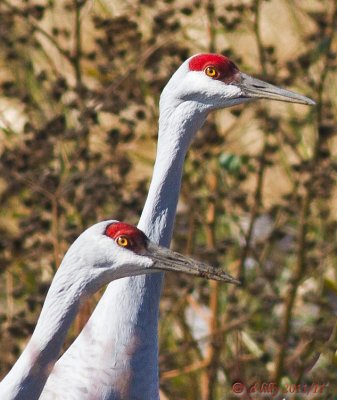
{"left": 232, "top": 382, "right": 329, "bottom": 397}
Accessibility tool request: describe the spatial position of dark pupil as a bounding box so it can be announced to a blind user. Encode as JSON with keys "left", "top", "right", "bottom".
{"left": 119, "top": 236, "right": 128, "bottom": 245}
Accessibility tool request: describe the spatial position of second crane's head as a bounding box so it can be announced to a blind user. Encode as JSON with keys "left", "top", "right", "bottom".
{"left": 161, "top": 53, "right": 315, "bottom": 112}
{"left": 65, "top": 220, "right": 239, "bottom": 291}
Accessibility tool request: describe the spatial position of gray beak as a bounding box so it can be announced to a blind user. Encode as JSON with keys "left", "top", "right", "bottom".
{"left": 236, "top": 72, "right": 315, "bottom": 105}
{"left": 146, "top": 242, "right": 240, "bottom": 285}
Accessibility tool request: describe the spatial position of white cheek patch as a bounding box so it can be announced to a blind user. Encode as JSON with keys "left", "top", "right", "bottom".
{"left": 98, "top": 236, "right": 154, "bottom": 276}
{"left": 178, "top": 72, "right": 243, "bottom": 104}
{"left": 216, "top": 84, "right": 242, "bottom": 98}
{"left": 111, "top": 249, "right": 153, "bottom": 279}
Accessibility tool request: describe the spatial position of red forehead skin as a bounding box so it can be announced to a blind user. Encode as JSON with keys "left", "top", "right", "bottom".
{"left": 189, "top": 54, "right": 240, "bottom": 83}
{"left": 105, "top": 222, "right": 148, "bottom": 253}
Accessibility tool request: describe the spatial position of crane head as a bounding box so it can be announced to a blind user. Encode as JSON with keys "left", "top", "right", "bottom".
{"left": 66, "top": 221, "right": 239, "bottom": 286}
{"left": 162, "top": 53, "right": 315, "bottom": 111}
{"left": 105, "top": 221, "right": 239, "bottom": 283}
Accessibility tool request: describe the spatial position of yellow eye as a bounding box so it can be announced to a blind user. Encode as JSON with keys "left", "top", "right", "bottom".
{"left": 116, "top": 236, "right": 129, "bottom": 247}
{"left": 205, "top": 66, "right": 218, "bottom": 78}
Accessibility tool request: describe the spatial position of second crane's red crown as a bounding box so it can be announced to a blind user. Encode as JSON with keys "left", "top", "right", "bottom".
{"left": 105, "top": 222, "right": 148, "bottom": 253}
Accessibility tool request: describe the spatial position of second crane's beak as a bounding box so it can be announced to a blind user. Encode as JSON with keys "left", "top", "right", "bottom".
{"left": 235, "top": 73, "right": 316, "bottom": 105}
{"left": 146, "top": 242, "right": 240, "bottom": 285}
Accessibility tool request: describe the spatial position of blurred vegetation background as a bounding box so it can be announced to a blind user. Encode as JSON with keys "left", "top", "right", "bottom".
{"left": 0, "top": 0, "right": 336, "bottom": 398}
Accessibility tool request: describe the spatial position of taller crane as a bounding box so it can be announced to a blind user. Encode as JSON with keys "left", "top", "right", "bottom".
{"left": 41, "top": 54, "right": 315, "bottom": 399}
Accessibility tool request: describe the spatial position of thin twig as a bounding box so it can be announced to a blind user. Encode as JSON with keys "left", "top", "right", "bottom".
{"left": 200, "top": 1, "right": 222, "bottom": 398}
{"left": 161, "top": 358, "right": 210, "bottom": 380}
{"left": 73, "top": 0, "right": 83, "bottom": 89}
{"left": 237, "top": 0, "right": 268, "bottom": 283}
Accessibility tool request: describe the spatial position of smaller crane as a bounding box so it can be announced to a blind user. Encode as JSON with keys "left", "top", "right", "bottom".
{"left": 0, "top": 220, "right": 238, "bottom": 400}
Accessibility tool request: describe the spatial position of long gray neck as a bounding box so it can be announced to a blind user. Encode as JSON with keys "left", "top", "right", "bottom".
{"left": 140, "top": 129, "right": 187, "bottom": 242}
{"left": 139, "top": 100, "right": 207, "bottom": 243}
{"left": 0, "top": 264, "right": 91, "bottom": 400}
{"left": 127, "top": 103, "right": 207, "bottom": 398}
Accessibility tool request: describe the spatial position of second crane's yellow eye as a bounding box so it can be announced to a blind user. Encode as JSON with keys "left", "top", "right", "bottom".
{"left": 116, "top": 236, "right": 129, "bottom": 247}
{"left": 205, "top": 66, "right": 218, "bottom": 78}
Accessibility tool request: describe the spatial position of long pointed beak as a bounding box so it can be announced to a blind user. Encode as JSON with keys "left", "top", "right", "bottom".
{"left": 236, "top": 73, "right": 315, "bottom": 105}
{"left": 146, "top": 242, "right": 240, "bottom": 285}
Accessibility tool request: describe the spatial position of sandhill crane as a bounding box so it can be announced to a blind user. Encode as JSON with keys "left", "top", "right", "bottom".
{"left": 0, "top": 220, "right": 238, "bottom": 400}
{"left": 41, "top": 54, "right": 315, "bottom": 399}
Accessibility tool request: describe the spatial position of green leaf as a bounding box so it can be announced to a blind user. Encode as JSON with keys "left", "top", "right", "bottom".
{"left": 218, "top": 153, "right": 242, "bottom": 173}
